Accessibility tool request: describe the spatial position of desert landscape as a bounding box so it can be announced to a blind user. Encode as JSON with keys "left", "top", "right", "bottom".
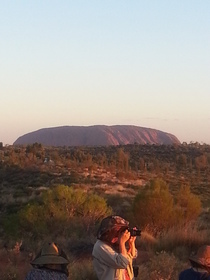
{"left": 1, "top": 0, "right": 210, "bottom": 278}
{"left": 0, "top": 142, "right": 210, "bottom": 279}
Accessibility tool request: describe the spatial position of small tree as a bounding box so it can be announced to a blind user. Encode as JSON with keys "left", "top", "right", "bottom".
{"left": 132, "top": 179, "right": 201, "bottom": 235}
{"left": 132, "top": 179, "right": 174, "bottom": 234}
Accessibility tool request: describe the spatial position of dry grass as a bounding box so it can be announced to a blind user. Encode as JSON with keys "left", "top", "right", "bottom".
{"left": 0, "top": 249, "right": 187, "bottom": 280}
{"left": 68, "top": 257, "right": 98, "bottom": 280}
{"left": 1, "top": 224, "right": 210, "bottom": 280}
{"left": 1, "top": 208, "right": 210, "bottom": 279}
{"left": 137, "top": 251, "right": 188, "bottom": 280}
{"left": 155, "top": 222, "right": 210, "bottom": 256}
{"left": 1, "top": 165, "right": 210, "bottom": 279}
{"left": 0, "top": 244, "right": 31, "bottom": 280}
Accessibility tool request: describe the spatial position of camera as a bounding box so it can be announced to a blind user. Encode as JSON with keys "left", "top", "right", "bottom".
{"left": 128, "top": 227, "right": 141, "bottom": 237}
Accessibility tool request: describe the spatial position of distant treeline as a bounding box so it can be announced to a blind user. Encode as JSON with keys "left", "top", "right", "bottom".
{"left": 0, "top": 143, "right": 209, "bottom": 202}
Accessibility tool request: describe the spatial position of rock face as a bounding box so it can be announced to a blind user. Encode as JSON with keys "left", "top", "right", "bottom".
{"left": 13, "top": 125, "right": 181, "bottom": 146}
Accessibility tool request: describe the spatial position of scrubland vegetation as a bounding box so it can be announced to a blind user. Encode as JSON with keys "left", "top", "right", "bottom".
{"left": 0, "top": 142, "right": 210, "bottom": 279}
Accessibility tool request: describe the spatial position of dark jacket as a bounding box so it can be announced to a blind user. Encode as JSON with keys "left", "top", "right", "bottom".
{"left": 179, "top": 268, "right": 210, "bottom": 280}
{"left": 25, "top": 268, "right": 68, "bottom": 280}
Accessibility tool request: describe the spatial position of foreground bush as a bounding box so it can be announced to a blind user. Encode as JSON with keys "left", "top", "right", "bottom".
{"left": 132, "top": 179, "right": 174, "bottom": 234}
{"left": 4, "top": 185, "right": 112, "bottom": 239}
{"left": 132, "top": 179, "right": 201, "bottom": 235}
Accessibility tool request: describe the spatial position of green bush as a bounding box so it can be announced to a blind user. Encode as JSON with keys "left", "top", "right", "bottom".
{"left": 132, "top": 179, "right": 174, "bottom": 234}
{"left": 132, "top": 179, "right": 201, "bottom": 235}
{"left": 3, "top": 213, "right": 20, "bottom": 239}
{"left": 16, "top": 185, "right": 112, "bottom": 239}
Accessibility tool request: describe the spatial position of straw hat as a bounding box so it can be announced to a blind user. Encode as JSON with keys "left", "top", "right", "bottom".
{"left": 31, "top": 242, "right": 69, "bottom": 265}
{"left": 189, "top": 245, "right": 210, "bottom": 268}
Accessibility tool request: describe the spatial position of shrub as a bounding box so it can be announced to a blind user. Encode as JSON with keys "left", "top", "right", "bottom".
{"left": 3, "top": 213, "right": 21, "bottom": 239}
{"left": 132, "top": 179, "right": 174, "bottom": 234}
{"left": 132, "top": 179, "right": 202, "bottom": 235}
{"left": 16, "top": 185, "right": 112, "bottom": 239}
{"left": 138, "top": 251, "right": 187, "bottom": 280}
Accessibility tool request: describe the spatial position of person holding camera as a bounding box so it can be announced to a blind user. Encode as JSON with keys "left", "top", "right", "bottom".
{"left": 92, "top": 215, "right": 139, "bottom": 280}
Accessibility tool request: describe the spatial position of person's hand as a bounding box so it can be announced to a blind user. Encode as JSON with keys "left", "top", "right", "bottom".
{"left": 128, "top": 235, "right": 136, "bottom": 246}
{"left": 118, "top": 229, "right": 130, "bottom": 256}
{"left": 127, "top": 228, "right": 137, "bottom": 256}
{"left": 119, "top": 229, "right": 130, "bottom": 244}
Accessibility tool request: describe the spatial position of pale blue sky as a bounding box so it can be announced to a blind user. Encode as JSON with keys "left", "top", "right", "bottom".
{"left": 1, "top": 1, "right": 210, "bottom": 145}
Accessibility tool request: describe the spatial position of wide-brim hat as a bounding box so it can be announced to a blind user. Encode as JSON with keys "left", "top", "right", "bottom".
{"left": 189, "top": 245, "right": 210, "bottom": 268}
{"left": 97, "top": 215, "right": 129, "bottom": 239}
{"left": 31, "top": 242, "right": 69, "bottom": 265}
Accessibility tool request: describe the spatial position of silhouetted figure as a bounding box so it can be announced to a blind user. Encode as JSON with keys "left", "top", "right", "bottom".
{"left": 25, "top": 242, "right": 69, "bottom": 280}
{"left": 179, "top": 245, "right": 210, "bottom": 280}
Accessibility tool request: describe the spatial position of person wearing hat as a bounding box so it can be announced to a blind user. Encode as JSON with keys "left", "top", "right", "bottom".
{"left": 25, "top": 242, "right": 69, "bottom": 280}
{"left": 92, "top": 215, "right": 138, "bottom": 280}
{"left": 179, "top": 245, "right": 210, "bottom": 280}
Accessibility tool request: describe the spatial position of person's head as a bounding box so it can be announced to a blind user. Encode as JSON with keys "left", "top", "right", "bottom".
{"left": 31, "top": 242, "right": 69, "bottom": 274}
{"left": 189, "top": 245, "right": 210, "bottom": 273}
{"left": 97, "top": 215, "right": 129, "bottom": 245}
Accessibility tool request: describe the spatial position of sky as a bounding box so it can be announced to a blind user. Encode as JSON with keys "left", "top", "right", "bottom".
{"left": 1, "top": 0, "right": 210, "bottom": 145}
